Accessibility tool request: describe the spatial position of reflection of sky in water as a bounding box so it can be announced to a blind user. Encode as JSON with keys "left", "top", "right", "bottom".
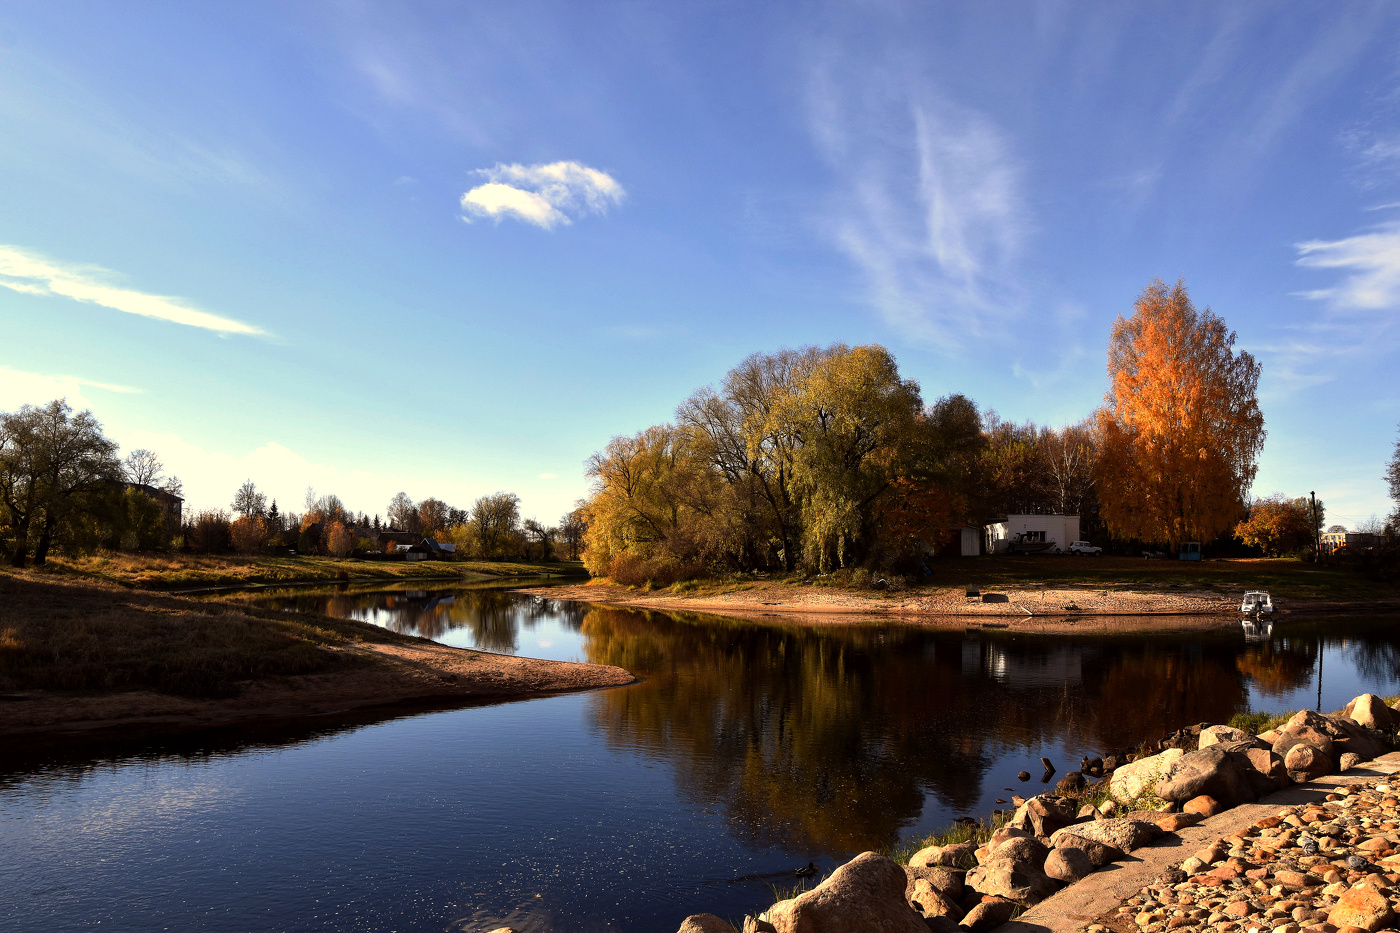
{"left": 8, "top": 593, "right": 1400, "bottom": 933}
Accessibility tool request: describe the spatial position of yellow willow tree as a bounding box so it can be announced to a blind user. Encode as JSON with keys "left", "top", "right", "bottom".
{"left": 771, "top": 344, "right": 923, "bottom": 571}
{"left": 1096, "top": 279, "right": 1265, "bottom": 551}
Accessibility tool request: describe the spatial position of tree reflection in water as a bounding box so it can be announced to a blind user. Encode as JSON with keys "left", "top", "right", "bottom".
{"left": 581, "top": 609, "right": 1257, "bottom": 856}
{"left": 246, "top": 586, "right": 1400, "bottom": 861}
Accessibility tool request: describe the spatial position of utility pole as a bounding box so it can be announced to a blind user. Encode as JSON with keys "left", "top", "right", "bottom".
{"left": 1310, "top": 491, "right": 1320, "bottom": 559}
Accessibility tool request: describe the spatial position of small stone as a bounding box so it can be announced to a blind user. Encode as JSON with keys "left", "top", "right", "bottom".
{"left": 1226, "top": 901, "right": 1253, "bottom": 917}
{"left": 1186, "top": 795, "right": 1225, "bottom": 817}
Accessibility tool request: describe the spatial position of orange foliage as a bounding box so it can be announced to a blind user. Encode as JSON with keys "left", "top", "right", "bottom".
{"left": 229, "top": 515, "right": 267, "bottom": 555}
{"left": 326, "top": 521, "right": 354, "bottom": 558}
{"left": 1096, "top": 279, "right": 1265, "bottom": 549}
{"left": 880, "top": 478, "right": 961, "bottom": 557}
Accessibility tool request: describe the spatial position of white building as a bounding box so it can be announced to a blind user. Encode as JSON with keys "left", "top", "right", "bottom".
{"left": 985, "top": 514, "right": 1080, "bottom": 554}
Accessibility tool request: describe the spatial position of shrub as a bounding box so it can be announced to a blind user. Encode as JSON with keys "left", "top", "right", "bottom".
{"left": 187, "top": 509, "right": 233, "bottom": 553}
{"left": 607, "top": 552, "right": 702, "bottom": 586}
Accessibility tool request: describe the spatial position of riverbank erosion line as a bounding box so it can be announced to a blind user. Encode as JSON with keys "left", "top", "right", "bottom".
{"left": 0, "top": 570, "right": 636, "bottom": 740}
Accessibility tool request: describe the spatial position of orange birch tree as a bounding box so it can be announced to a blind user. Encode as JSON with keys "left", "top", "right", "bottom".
{"left": 1096, "top": 279, "right": 1265, "bottom": 551}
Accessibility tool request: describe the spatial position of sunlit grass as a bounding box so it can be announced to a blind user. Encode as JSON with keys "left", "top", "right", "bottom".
{"left": 38, "top": 552, "right": 581, "bottom": 590}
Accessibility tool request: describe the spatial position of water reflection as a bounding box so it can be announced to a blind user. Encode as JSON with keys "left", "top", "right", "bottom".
{"left": 6, "top": 588, "right": 1400, "bottom": 933}
{"left": 579, "top": 608, "right": 1268, "bottom": 854}
{"left": 249, "top": 581, "right": 589, "bottom": 660}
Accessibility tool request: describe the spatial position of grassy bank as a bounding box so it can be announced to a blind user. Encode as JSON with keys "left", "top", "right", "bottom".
{"left": 36, "top": 553, "right": 585, "bottom": 590}
{"left": 0, "top": 570, "right": 408, "bottom": 698}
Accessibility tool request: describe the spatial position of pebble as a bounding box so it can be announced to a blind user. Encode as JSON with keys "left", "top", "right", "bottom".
{"left": 1077, "top": 778, "right": 1400, "bottom": 933}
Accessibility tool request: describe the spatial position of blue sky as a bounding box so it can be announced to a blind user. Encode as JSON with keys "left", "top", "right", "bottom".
{"left": 3, "top": 2, "right": 1399, "bottom": 529}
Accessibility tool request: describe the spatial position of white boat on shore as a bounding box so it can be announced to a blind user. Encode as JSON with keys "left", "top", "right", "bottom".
{"left": 1241, "top": 590, "right": 1274, "bottom": 616}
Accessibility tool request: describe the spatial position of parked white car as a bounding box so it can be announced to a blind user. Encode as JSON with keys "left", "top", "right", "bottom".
{"left": 1067, "top": 541, "right": 1102, "bottom": 556}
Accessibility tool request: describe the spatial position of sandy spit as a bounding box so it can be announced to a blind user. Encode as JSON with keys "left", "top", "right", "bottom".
{"left": 0, "top": 640, "right": 636, "bottom": 741}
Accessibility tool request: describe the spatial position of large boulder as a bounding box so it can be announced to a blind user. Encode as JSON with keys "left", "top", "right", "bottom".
{"left": 1006, "top": 795, "right": 1078, "bottom": 837}
{"left": 910, "top": 841, "right": 976, "bottom": 869}
{"left": 1344, "top": 694, "right": 1397, "bottom": 731}
{"left": 766, "top": 852, "right": 928, "bottom": 933}
{"left": 1285, "top": 742, "right": 1332, "bottom": 780}
{"left": 1234, "top": 745, "right": 1291, "bottom": 795}
{"left": 1153, "top": 746, "right": 1256, "bottom": 808}
{"left": 959, "top": 897, "right": 1016, "bottom": 931}
{"left": 1043, "top": 846, "right": 1092, "bottom": 884}
{"left": 677, "top": 916, "right": 736, "bottom": 933}
{"left": 1281, "top": 710, "right": 1388, "bottom": 761}
{"left": 909, "top": 879, "right": 965, "bottom": 922}
{"left": 903, "top": 865, "right": 964, "bottom": 902}
{"left": 990, "top": 836, "right": 1049, "bottom": 868}
{"left": 965, "top": 855, "right": 1058, "bottom": 905}
{"left": 1050, "top": 818, "right": 1162, "bottom": 853}
{"left": 1108, "top": 748, "right": 1184, "bottom": 803}
{"left": 1199, "top": 725, "right": 1263, "bottom": 749}
{"left": 1050, "top": 832, "right": 1125, "bottom": 867}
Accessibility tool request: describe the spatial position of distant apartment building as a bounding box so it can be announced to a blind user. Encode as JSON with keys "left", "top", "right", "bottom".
{"left": 1320, "top": 531, "right": 1383, "bottom": 555}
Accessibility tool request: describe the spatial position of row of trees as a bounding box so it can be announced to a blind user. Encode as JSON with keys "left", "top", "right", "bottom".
{"left": 580, "top": 279, "right": 1274, "bottom": 580}
{"left": 0, "top": 402, "right": 577, "bottom": 566}
{"left": 183, "top": 482, "right": 586, "bottom": 562}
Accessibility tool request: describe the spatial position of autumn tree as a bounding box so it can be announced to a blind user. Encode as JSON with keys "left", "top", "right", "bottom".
{"left": 230, "top": 514, "right": 268, "bottom": 554}
{"left": 326, "top": 521, "right": 354, "bottom": 558}
{"left": 471, "top": 492, "right": 521, "bottom": 560}
{"left": 418, "top": 497, "right": 451, "bottom": 538}
{"left": 1096, "top": 279, "right": 1265, "bottom": 551}
{"left": 1234, "top": 495, "right": 1313, "bottom": 556}
{"left": 772, "top": 344, "right": 923, "bottom": 571}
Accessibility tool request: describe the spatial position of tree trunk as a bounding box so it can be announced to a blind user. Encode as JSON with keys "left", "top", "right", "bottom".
{"left": 8, "top": 516, "right": 29, "bottom": 567}
{"left": 33, "top": 520, "right": 54, "bottom": 566}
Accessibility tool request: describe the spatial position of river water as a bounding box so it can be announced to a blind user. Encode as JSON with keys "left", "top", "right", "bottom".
{"left": 3, "top": 580, "right": 1399, "bottom": 932}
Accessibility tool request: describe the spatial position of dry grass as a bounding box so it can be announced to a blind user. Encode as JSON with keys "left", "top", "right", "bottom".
{"left": 39, "top": 553, "right": 581, "bottom": 590}
{"left": 0, "top": 569, "right": 413, "bottom": 698}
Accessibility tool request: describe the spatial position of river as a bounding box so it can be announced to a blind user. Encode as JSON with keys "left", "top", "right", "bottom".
{"left": 3, "top": 580, "right": 1398, "bottom": 932}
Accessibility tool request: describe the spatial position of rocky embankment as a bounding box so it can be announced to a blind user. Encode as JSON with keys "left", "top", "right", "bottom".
{"left": 667, "top": 694, "right": 1400, "bottom": 933}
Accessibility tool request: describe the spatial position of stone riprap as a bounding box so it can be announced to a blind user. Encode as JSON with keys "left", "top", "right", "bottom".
{"left": 670, "top": 696, "right": 1399, "bottom": 933}
{"left": 1089, "top": 778, "right": 1400, "bottom": 933}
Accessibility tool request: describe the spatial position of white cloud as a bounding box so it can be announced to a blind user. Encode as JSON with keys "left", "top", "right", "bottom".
{"left": 0, "top": 246, "right": 265, "bottom": 336}
{"left": 460, "top": 161, "right": 625, "bottom": 229}
{"left": 0, "top": 365, "right": 141, "bottom": 413}
{"left": 538, "top": 472, "right": 557, "bottom": 480}
{"left": 1295, "top": 222, "right": 1400, "bottom": 311}
{"left": 807, "top": 67, "right": 1026, "bottom": 347}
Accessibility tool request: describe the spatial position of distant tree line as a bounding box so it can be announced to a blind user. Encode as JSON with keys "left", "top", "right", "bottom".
{"left": 578, "top": 279, "right": 1325, "bottom": 582}
{"left": 0, "top": 400, "right": 578, "bottom": 566}
{"left": 182, "top": 484, "right": 584, "bottom": 562}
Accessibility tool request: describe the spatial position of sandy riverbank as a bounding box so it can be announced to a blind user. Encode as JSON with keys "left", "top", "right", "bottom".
{"left": 515, "top": 578, "right": 1399, "bottom": 625}
{"left": 514, "top": 579, "right": 1239, "bottom": 618}
{"left": 0, "top": 571, "right": 635, "bottom": 740}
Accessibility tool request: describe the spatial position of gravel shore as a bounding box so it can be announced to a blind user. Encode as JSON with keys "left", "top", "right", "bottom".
{"left": 1085, "top": 777, "right": 1400, "bottom": 933}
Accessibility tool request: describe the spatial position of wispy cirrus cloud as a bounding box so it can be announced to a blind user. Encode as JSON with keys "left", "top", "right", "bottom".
{"left": 1294, "top": 222, "right": 1400, "bottom": 311}
{"left": 0, "top": 246, "right": 264, "bottom": 336}
{"left": 460, "top": 161, "right": 625, "bottom": 229}
{"left": 807, "top": 62, "right": 1026, "bottom": 347}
